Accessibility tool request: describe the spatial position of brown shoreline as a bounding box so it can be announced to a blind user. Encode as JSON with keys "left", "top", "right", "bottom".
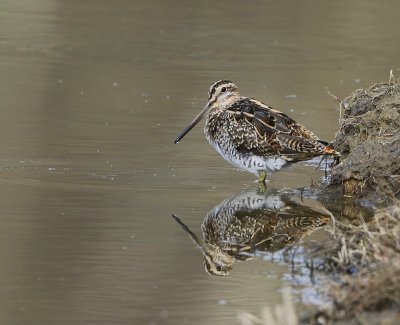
{"left": 312, "top": 75, "right": 400, "bottom": 323}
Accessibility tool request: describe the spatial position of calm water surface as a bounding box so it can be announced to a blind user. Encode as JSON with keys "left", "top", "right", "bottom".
{"left": 0, "top": 0, "right": 399, "bottom": 324}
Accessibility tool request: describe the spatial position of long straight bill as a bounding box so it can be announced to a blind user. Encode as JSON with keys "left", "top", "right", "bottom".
{"left": 174, "top": 103, "right": 210, "bottom": 143}
{"left": 171, "top": 214, "right": 210, "bottom": 257}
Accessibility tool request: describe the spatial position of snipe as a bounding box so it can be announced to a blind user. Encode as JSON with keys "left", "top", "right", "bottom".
{"left": 172, "top": 189, "right": 331, "bottom": 276}
{"left": 174, "top": 80, "right": 339, "bottom": 183}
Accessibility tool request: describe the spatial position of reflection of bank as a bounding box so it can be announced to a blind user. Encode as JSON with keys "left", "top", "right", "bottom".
{"left": 172, "top": 189, "right": 332, "bottom": 276}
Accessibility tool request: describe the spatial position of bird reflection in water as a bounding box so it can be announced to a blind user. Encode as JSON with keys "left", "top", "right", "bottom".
{"left": 172, "top": 189, "right": 331, "bottom": 276}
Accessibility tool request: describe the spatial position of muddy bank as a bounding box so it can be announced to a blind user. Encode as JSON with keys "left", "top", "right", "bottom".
{"left": 324, "top": 76, "right": 400, "bottom": 204}
{"left": 310, "top": 76, "right": 400, "bottom": 323}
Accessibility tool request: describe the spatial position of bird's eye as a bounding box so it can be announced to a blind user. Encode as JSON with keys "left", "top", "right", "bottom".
{"left": 221, "top": 87, "right": 227, "bottom": 93}
{"left": 216, "top": 266, "right": 222, "bottom": 271}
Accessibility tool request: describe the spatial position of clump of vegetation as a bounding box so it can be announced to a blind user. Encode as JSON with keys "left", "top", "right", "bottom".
{"left": 311, "top": 204, "right": 400, "bottom": 321}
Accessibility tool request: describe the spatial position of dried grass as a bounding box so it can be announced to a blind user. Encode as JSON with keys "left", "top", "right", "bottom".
{"left": 313, "top": 203, "right": 400, "bottom": 321}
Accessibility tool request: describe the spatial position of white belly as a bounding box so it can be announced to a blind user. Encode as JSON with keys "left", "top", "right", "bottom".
{"left": 210, "top": 140, "right": 288, "bottom": 176}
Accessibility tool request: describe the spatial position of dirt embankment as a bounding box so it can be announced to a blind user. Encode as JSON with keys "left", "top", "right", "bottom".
{"left": 325, "top": 77, "right": 400, "bottom": 204}
{"left": 312, "top": 75, "right": 400, "bottom": 323}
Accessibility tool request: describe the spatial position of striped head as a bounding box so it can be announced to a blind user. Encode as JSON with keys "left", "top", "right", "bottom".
{"left": 207, "top": 80, "right": 240, "bottom": 108}
{"left": 174, "top": 80, "right": 240, "bottom": 143}
{"left": 171, "top": 214, "right": 234, "bottom": 276}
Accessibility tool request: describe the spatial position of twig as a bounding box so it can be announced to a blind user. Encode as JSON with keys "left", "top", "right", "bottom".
{"left": 326, "top": 87, "right": 344, "bottom": 124}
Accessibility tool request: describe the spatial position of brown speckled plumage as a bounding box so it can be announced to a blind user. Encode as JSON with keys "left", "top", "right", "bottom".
{"left": 175, "top": 80, "right": 339, "bottom": 178}
{"left": 172, "top": 189, "right": 331, "bottom": 276}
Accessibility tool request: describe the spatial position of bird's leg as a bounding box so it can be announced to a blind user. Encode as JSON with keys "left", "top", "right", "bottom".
{"left": 258, "top": 170, "right": 267, "bottom": 184}
{"left": 257, "top": 171, "right": 268, "bottom": 193}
